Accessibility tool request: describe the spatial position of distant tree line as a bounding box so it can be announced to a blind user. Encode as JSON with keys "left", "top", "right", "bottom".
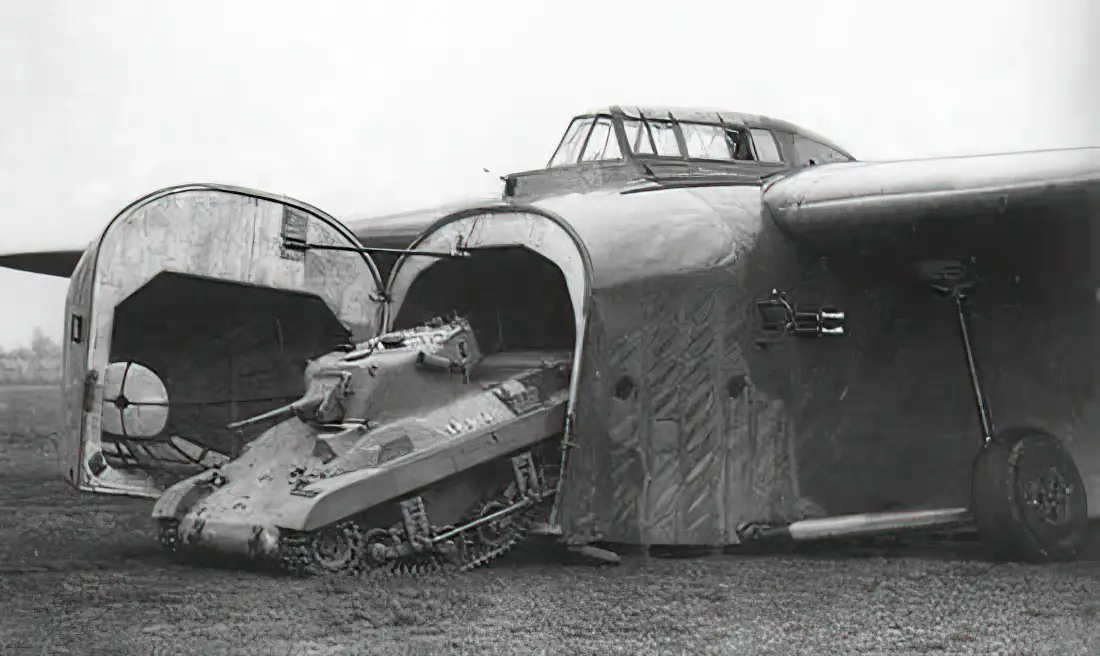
{"left": 0, "top": 328, "right": 63, "bottom": 385}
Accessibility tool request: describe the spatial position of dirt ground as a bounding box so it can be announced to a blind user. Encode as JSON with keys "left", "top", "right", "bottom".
{"left": 2, "top": 386, "right": 1100, "bottom": 655}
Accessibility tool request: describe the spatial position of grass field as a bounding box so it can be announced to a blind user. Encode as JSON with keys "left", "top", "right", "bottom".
{"left": 2, "top": 385, "right": 1100, "bottom": 655}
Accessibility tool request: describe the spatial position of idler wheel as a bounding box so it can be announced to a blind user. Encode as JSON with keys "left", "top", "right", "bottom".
{"left": 971, "top": 426, "right": 1088, "bottom": 563}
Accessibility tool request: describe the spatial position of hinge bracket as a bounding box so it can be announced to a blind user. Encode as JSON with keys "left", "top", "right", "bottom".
{"left": 754, "top": 289, "right": 847, "bottom": 346}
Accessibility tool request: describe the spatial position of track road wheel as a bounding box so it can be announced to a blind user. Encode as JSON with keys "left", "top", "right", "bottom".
{"left": 971, "top": 426, "right": 1088, "bottom": 563}
{"left": 310, "top": 522, "right": 364, "bottom": 574}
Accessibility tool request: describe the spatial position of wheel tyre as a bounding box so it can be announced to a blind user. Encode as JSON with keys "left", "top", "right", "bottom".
{"left": 971, "top": 426, "right": 1088, "bottom": 563}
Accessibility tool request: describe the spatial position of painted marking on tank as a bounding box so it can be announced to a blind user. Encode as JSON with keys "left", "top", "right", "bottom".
{"left": 445, "top": 410, "right": 499, "bottom": 435}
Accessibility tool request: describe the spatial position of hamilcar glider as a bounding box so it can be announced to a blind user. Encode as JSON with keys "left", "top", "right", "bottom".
{"left": 1, "top": 106, "right": 1097, "bottom": 573}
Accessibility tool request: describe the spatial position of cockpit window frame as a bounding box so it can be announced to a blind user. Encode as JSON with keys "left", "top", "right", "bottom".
{"left": 619, "top": 114, "right": 686, "bottom": 161}
{"left": 548, "top": 114, "right": 633, "bottom": 168}
{"left": 549, "top": 111, "right": 795, "bottom": 168}
{"left": 673, "top": 120, "right": 763, "bottom": 164}
{"left": 746, "top": 128, "right": 784, "bottom": 164}
{"left": 678, "top": 121, "right": 740, "bottom": 161}
{"left": 579, "top": 115, "right": 625, "bottom": 163}
{"left": 548, "top": 116, "right": 595, "bottom": 168}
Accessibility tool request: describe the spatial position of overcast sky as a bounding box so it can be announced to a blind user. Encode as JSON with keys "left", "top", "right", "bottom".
{"left": 0, "top": 0, "right": 1094, "bottom": 347}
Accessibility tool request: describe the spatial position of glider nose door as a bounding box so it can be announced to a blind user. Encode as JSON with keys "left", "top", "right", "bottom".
{"left": 60, "top": 185, "right": 386, "bottom": 498}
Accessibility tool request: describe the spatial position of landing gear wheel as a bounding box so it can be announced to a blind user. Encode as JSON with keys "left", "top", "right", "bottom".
{"left": 971, "top": 426, "right": 1088, "bottom": 563}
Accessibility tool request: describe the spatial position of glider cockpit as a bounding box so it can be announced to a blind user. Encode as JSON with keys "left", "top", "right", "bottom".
{"left": 550, "top": 111, "right": 780, "bottom": 166}
{"left": 504, "top": 105, "right": 856, "bottom": 201}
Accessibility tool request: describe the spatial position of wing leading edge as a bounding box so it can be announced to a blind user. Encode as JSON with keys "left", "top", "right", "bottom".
{"left": 762, "top": 147, "right": 1099, "bottom": 244}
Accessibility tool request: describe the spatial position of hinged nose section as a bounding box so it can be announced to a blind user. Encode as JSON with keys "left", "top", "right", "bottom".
{"left": 754, "top": 289, "right": 847, "bottom": 346}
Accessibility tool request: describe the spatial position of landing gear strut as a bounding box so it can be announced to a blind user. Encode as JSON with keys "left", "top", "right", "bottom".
{"left": 920, "top": 260, "right": 1088, "bottom": 562}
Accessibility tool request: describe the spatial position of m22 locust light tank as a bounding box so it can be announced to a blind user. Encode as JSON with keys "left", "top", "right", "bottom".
{"left": 154, "top": 317, "right": 572, "bottom": 575}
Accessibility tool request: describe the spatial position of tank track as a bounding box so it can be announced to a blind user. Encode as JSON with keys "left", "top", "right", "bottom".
{"left": 274, "top": 450, "right": 559, "bottom": 578}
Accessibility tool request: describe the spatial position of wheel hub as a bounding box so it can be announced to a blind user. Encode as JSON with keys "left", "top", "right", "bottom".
{"left": 1024, "top": 465, "right": 1074, "bottom": 525}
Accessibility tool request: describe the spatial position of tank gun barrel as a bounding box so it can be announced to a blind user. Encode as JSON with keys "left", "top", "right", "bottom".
{"left": 226, "top": 394, "right": 323, "bottom": 430}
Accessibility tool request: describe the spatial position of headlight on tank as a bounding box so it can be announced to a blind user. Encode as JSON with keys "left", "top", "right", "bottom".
{"left": 376, "top": 436, "right": 414, "bottom": 464}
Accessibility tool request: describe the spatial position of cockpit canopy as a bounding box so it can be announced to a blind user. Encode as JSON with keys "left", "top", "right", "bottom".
{"left": 547, "top": 106, "right": 853, "bottom": 170}
{"left": 550, "top": 113, "right": 780, "bottom": 167}
{"left": 503, "top": 105, "right": 856, "bottom": 202}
